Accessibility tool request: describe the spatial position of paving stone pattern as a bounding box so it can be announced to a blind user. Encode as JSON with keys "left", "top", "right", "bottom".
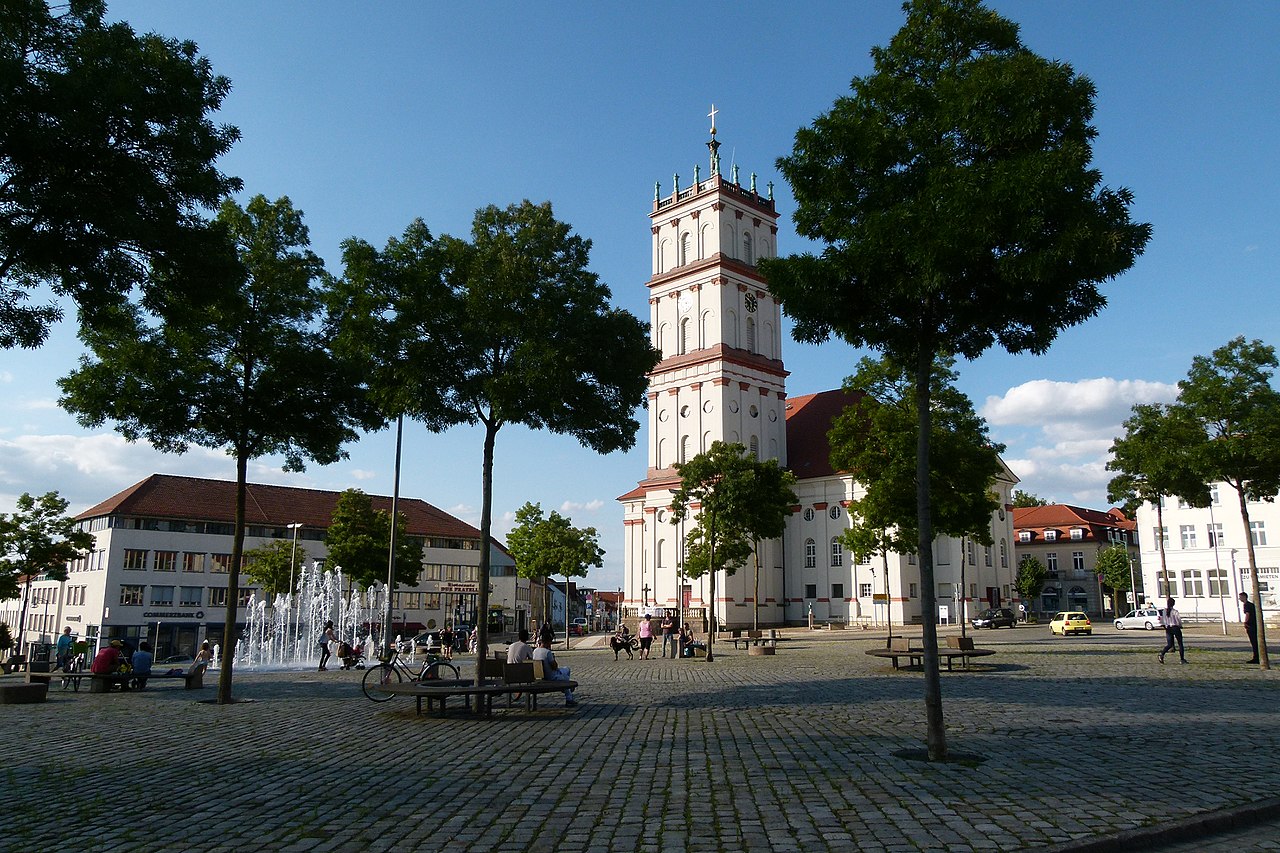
{"left": 2, "top": 628, "right": 1277, "bottom": 852}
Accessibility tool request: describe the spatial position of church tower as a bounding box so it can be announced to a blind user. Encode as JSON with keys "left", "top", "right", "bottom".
{"left": 619, "top": 110, "right": 787, "bottom": 630}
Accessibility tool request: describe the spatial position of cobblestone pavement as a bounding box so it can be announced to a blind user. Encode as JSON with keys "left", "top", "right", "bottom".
{"left": 3, "top": 625, "right": 1277, "bottom": 853}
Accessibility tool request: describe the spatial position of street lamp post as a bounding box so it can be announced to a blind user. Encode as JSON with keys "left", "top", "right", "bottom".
{"left": 1209, "top": 503, "right": 1228, "bottom": 634}
{"left": 286, "top": 522, "right": 303, "bottom": 656}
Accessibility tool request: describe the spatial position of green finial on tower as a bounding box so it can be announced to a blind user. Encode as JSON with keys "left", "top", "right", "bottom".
{"left": 732, "top": 164, "right": 739, "bottom": 185}
{"left": 673, "top": 173, "right": 679, "bottom": 196}
{"left": 750, "top": 172, "right": 757, "bottom": 193}
{"left": 767, "top": 180, "right": 774, "bottom": 201}
{"left": 694, "top": 164, "right": 700, "bottom": 185}
{"left": 655, "top": 181, "right": 661, "bottom": 202}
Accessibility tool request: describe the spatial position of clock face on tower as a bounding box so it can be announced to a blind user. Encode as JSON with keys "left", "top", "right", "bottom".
{"left": 744, "top": 293, "right": 758, "bottom": 313}
{"left": 677, "top": 294, "right": 692, "bottom": 314}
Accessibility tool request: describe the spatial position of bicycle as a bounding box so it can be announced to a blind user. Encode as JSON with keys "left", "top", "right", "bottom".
{"left": 361, "top": 648, "right": 460, "bottom": 702}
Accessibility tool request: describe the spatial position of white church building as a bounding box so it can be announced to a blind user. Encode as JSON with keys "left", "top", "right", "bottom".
{"left": 618, "top": 124, "right": 1018, "bottom": 631}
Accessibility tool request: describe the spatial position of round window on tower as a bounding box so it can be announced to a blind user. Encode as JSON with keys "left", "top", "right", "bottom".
{"left": 749, "top": 405, "right": 759, "bottom": 418}
{"left": 728, "top": 400, "right": 739, "bottom": 413}
{"left": 656, "top": 509, "right": 666, "bottom": 523}
{"left": 680, "top": 405, "right": 690, "bottom": 418}
{"left": 658, "top": 409, "right": 669, "bottom": 422}
{"left": 829, "top": 506, "right": 841, "bottom": 520}
{"left": 703, "top": 400, "right": 714, "bottom": 413}
{"left": 768, "top": 409, "right": 778, "bottom": 422}
{"left": 803, "top": 508, "right": 815, "bottom": 522}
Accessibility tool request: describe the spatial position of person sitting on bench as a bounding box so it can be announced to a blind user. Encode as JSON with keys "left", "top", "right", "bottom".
{"left": 532, "top": 636, "right": 576, "bottom": 707}
{"left": 131, "top": 641, "right": 153, "bottom": 690}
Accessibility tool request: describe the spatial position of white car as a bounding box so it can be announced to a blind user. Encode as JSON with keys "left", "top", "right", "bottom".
{"left": 1114, "top": 608, "right": 1163, "bottom": 630}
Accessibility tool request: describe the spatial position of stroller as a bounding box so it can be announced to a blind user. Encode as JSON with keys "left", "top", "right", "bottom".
{"left": 337, "top": 640, "right": 366, "bottom": 670}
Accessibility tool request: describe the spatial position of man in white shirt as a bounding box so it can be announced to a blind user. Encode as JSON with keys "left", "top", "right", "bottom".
{"left": 1159, "top": 598, "right": 1187, "bottom": 664}
{"left": 506, "top": 630, "right": 533, "bottom": 664}
{"left": 532, "top": 637, "right": 576, "bottom": 706}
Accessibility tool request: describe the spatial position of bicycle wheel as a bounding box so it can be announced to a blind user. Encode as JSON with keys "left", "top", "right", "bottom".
{"left": 421, "top": 660, "right": 459, "bottom": 681}
{"left": 362, "top": 663, "right": 402, "bottom": 702}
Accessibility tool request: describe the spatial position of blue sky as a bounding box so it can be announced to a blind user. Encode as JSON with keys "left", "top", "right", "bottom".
{"left": 3, "top": 2, "right": 1278, "bottom": 590}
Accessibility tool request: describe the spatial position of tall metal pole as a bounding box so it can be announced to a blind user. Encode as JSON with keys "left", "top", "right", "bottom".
{"left": 287, "top": 522, "right": 302, "bottom": 657}
{"left": 1209, "top": 503, "right": 1228, "bottom": 634}
{"left": 382, "top": 414, "right": 404, "bottom": 658}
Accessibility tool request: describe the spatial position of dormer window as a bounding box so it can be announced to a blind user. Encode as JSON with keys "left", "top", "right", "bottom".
{"left": 1070, "top": 528, "right": 1084, "bottom": 541}
{"left": 1018, "top": 531, "right": 1032, "bottom": 543}
{"left": 1044, "top": 530, "right": 1057, "bottom": 542}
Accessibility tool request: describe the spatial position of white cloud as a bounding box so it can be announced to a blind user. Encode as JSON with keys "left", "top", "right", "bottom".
{"left": 985, "top": 377, "right": 1178, "bottom": 508}
{"left": 0, "top": 371, "right": 12, "bottom": 383}
{"left": 559, "top": 499, "right": 604, "bottom": 514}
{"left": 349, "top": 469, "right": 378, "bottom": 481}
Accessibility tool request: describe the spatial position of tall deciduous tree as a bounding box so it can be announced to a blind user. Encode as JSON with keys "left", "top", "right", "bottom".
{"left": 0, "top": 491, "right": 93, "bottom": 654}
{"left": 669, "top": 441, "right": 797, "bottom": 661}
{"left": 1170, "top": 337, "right": 1280, "bottom": 670}
{"left": 1107, "top": 403, "right": 1210, "bottom": 601}
{"left": 1, "top": 0, "right": 241, "bottom": 349}
{"left": 1012, "top": 491, "right": 1048, "bottom": 508}
{"left": 436, "top": 201, "right": 658, "bottom": 669}
{"left": 505, "top": 502, "right": 603, "bottom": 644}
{"left": 1014, "top": 555, "right": 1047, "bottom": 612}
{"left": 1094, "top": 543, "right": 1132, "bottom": 614}
{"left": 324, "top": 488, "right": 422, "bottom": 592}
{"left": 759, "top": 0, "right": 1150, "bottom": 760}
{"left": 58, "top": 194, "right": 375, "bottom": 704}
{"left": 242, "top": 540, "right": 307, "bottom": 602}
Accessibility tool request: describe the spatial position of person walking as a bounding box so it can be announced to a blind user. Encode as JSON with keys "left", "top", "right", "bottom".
{"left": 637, "top": 613, "right": 654, "bottom": 660}
{"left": 1159, "top": 598, "right": 1186, "bottom": 664}
{"left": 1240, "top": 592, "right": 1260, "bottom": 664}
{"left": 660, "top": 613, "right": 676, "bottom": 659}
{"left": 318, "top": 620, "right": 336, "bottom": 671}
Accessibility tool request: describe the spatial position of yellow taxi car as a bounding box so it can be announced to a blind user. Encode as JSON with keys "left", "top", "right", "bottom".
{"left": 1050, "top": 611, "right": 1092, "bottom": 636}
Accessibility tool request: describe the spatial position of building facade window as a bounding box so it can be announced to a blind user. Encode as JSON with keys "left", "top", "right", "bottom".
{"left": 179, "top": 586, "right": 202, "bottom": 606}
{"left": 154, "top": 550, "right": 177, "bottom": 572}
{"left": 1044, "top": 530, "right": 1057, "bottom": 542}
{"left": 183, "top": 553, "right": 205, "bottom": 573}
{"left": 1157, "top": 574, "right": 1175, "bottom": 597}
{"left": 1000, "top": 540, "right": 1008, "bottom": 568}
{"left": 149, "top": 586, "right": 174, "bottom": 606}
{"left": 1154, "top": 526, "right": 1168, "bottom": 547}
{"left": 1251, "top": 521, "right": 1267, "bottom": 547}
{"left": 1018, "top": 531, "right": 1031, "bottom": 542}
{"left": 804, "top": 539, "right": 816, "bottom": 569}
{"left": 1070, "top": 528, "right": 1083, "bottom": 540}
{"left": 984, "top": 545, "right": 992, "bottom": 567}
{"left": 1181, "top": 569, "right": 1204, "bottom": 598}
{"left": 1180, "top": 525, "right": 1197, "bottom": 549}
{"left": 830, "top": 538, "right": 843, "bottom": 567}
{"left": 1207, "top": 568, "right": 1229, "bottom": 598}
{"left": 210, "top": 553, "right": 231, "bottom": 573}
{"left": 1208, "top": 523, "right": 1224, "bottom": 547}
{"left": 909, "top": 583, "right": 918, "bottom": 598}
{"left": 832, "top": 583, "right": 844, "bottom": 600}
{"left": 123, "top": 549, "right": 147, "bottom": 570}
{"left": 859, "top": 583, "right": 872, "bottom": 598}
{"left": 804, "top": 583, "right": 817, "bottom": 599}
{"left": 743, "top": 232, "right": 753, "bottom": 264}
{"left": 1072, "top": 552, "right": 1085, "bottom": 572}
{"left": 119, "top": 585, "right": 144, "bottom": 606}
{"left": 1046, "top": 552, "right": 1058, "bottom": 572}
{"left": 209, "top": 587, "right": 228, "bottom": 607}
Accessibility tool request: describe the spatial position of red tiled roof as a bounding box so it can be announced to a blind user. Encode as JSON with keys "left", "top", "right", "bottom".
{"left": 77, "top": 474, "right": 484, "bottom": 540}
{"left": 1012, "top": 504, "right": 1135, "bottom": 531}
{"left": 784, "top": 388, "right": 866, "bottom": 481}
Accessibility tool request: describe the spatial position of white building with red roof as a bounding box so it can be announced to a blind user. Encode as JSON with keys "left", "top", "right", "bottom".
{"left": 618, "top": 129, "right": 1018, "bottom": 631}
{"left": 1012, "top": 504, "right": 1140, "bottom": 617}
{"left": 0, "top": 474, "right": 522, "bottom": 658}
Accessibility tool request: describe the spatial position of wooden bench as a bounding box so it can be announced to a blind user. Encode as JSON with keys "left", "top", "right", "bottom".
{"left": 378, "top": 678, "right": 579, "bottom": 717}
{"left": 86, "top": 667, "right": 207, "bottom": 693}
{"left": 26, "top": 669, "right": 88, "bottom": 692}
{"left": 865, "top": 637, "right": 997, "bottom": 671}
{"left": 865, "top": 637, "right": 924, "bottom": 669}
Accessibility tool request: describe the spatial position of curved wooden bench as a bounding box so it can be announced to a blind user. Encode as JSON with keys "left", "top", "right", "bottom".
{"left": 0, "top": 682, "right": 48, "bottom": 704}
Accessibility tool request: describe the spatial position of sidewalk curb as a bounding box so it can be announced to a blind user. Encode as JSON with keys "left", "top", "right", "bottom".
{"left": 1042, "top": 796, "right": 1280, "bottom": 852}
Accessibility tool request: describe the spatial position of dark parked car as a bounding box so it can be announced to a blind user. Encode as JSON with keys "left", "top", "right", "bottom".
{"left": 971, "top": 607, "right": 1017, "bottom": 629}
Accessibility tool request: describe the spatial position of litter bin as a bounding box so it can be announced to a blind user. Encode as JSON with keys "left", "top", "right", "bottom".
{"left": 30, "top": 642, "right": 53, "bottom": 665}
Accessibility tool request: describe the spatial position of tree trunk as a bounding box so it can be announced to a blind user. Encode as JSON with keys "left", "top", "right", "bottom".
{"left": 882, "top": 548, "right": 892, "bottom": 641}
{"left": 474, "top": 420, "right": 498, "bottom": 679}
{"left": 1236, "top": 485, "right": 1271, "bottom": 670}
{"left": 753, "top": 537, "right": 760, "bottom": 634}
{"left": 1155, "top": 502, "right": 1168, "bottom": 602}
{"left": 382, "top": 413, "right": 403, "bottom": 658}
{"left": 217, "top": 450, "right": 249, "bottom": 705}
{"left": 915, "top": 347, "right": 947, "bottom": 761}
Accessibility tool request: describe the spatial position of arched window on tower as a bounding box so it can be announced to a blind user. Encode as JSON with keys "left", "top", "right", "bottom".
{"left": 680, "top": 232, "right": 691, "bottom": 266}
{"left": 680, "top": 434, "right": 691, "bottom": 463}
{"left": 656, "top": 438, "right": 667, "bottom": 469}
{"left": 656, "top": 539, "right": 665, "bottom": 568}
{"left": 700, "top": 310, "right": 712, "bottom": 347}
{"left": 804, "top": 539, "right": 816, "bottom": 569}
{"left": 743, "top": 232, "right": 753, "bottom": 265}
{"left": 656, "top": 323, "right": 667, "bottom": 357}
{"left": 745, "top": 316, "right": 756, "bottom": 353}
{"left": 749, "top": 435, "right": 759, "bottom": 459}
{"left": 831, "top": 537, "right": 843, "bottom": 567}
{"left": 679, "top": 317, "right": 692, "bottom": 354}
